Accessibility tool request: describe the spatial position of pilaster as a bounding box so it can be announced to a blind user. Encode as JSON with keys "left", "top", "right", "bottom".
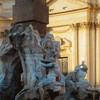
{"left": 70, "top": 24, "right": 79, "bottom": 70}
{"left": 96, "top": 22, "right": 100, "bottom": 88}
{"left": 87, "top": 0, "right": 98, "bottom": 87}
{"left": 78, "top": 22, "right": 89, "bottom": 64}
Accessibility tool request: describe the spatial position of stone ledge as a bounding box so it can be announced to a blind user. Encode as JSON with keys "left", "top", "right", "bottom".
{"left": 13, "top": 3, "right": 49, "bottom": 23}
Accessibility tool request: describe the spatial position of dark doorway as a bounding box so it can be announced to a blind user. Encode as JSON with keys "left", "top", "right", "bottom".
{"left": 59, "top": 57, "right": 68, "bottom": 73}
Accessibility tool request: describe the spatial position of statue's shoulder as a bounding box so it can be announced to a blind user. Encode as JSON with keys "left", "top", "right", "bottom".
{"left": 1, "top": 36, "right": 10, "bottom": 45}
{"left": 53, "top": 40, "right": 58, "bottom": 44}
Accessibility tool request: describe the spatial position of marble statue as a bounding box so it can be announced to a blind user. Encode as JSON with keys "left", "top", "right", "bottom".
{"left": 37, "top": 60, "right": 63, "bottom": 100}
{"left": 36, "top": 33, "right": 66, "bottom": 100}
{"left": 12, "top": 24, "right": 44, "bottom": 99}
{"left": 20, "top": 25, "right": 44, "bottom": 87}
{"left": 42, "top": 33, "right": 60, "bottom": 62}
{"left": 0, "top": 24, "right": 99, "bottom": 100}
{"left": 0, "top": 27, "right": 22, "bottom": 100}
{"left": 0, "top": 34, "right": 13, "bottom": 87}
{"left": 14, "top": 25, "right": 67, "bottom": 100}
{"left": 66, "top": 61, "right": 99, "bottom": 100}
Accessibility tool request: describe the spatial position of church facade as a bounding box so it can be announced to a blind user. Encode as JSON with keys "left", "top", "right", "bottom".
{"left": 0, "top": 0, "right": 100, "bottom": 88}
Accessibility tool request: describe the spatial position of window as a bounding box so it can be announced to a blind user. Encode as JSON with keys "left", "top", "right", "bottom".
{"left": 59, "top": 57, "right": 68, "bottom": 73}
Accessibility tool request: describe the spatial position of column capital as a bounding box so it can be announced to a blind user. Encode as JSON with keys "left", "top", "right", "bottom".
{"left": 70, "top": 24, "right": 79, "bottom": 31}
{"left": 79, "top": 22, "right": 88, "bottom": 29}
{"left": 70, "top": 22, "right": 97, "bottom": 29}
{"left": 83, "top": 22, "right": 97, "bottom": 28}
{"left": 96, "top": 22, "right": 100, "bottom": 28}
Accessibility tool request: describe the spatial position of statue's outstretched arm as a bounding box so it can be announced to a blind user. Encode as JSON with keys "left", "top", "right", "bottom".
{"left": 40, "top": 61, "right": 54, "bottom": 68}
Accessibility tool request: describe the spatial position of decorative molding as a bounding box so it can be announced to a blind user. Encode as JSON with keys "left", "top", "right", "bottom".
{"left": 50, "top": 22, "right": 100, "bottom": 34}
{"left": 46, "top": 0, "right": 57, "bottom": 6}
{"left": 49, "top": 7, "right": 88, "bottom": 15}
{"left": 51, "top": 26, "right": 71, "bottom": 33}
{"left": 76, "top": 22, "right": 98, "bottom": 29}
{"left": 70, "top": 24, "right": 78, "bottom": 30}
{"left": 79, "top": 22, "right": 88, "bottom": 29}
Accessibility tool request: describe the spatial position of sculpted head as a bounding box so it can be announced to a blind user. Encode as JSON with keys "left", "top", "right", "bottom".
{"left": 45, "top": 33, "right": 54, "bottom": 41}
{"left": 9, "top": 24, "right": 24, "bottom": 36}
{"left": 81, "top": 65, "right": 88, "bottom": 73}
{"left": 15, "top": 24, "right": 24, "bottom": 34}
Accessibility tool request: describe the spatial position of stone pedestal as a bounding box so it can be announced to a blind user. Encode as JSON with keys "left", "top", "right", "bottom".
{"left": 13, "top": 0, "right": 49, "bottom": 36}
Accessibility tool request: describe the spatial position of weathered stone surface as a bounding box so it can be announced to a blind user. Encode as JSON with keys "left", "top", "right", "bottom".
{"left": 32, "top": 22, "right": 46, "bottom": 36}
{"left": 12, "top": 25, "right": 65, "bottom": 100}
{"left": 0, "top": 34, "right": 23, "bottom": 100}
{"left": 15, "top": 0, "right": 46, "bottom": 5}
{"left": 13, "top": 0, "right": 49, "bottom": 24}
{"left": 0, "top": 24, "right": 99, "bottom": 100}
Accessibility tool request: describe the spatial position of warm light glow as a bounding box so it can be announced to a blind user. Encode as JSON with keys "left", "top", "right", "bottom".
{"left": 0, "top": 0, "right": 100, "bottom": 88}
{"left": 8, "top": 17, "right": 13, "bottom": 20}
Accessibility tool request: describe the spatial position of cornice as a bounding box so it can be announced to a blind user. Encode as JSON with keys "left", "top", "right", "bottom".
{"left": 46, "top": 0, "right": 57, "bottom": 6}
{"left": 49, "top": 7, "right": 88, "bottom": 16}
{"left": 50, "top": 26, "right": 71, "bottom": 33}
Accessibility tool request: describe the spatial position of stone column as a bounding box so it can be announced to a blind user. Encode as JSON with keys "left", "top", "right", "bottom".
{"left": 87, "top": 22, "right": 96, "bottom": 86}
{"left": 87, "top": 0, "right": 98, "bottom": 87}
{"left": 78, "top": 23, "right": 88, "bottom": 64}
{"left": 78, "top": 23, "right": 90, "bottom": 79}
{"left": 89, "top": 23, "right": 96, "bottom": 87}
{"left": 86, "top": 23, "right": 91, "bottom": 80}
{"left": 13, "top": 0, "right": 49, "bottom": 36}
{"left": 96, "top": 23, "right": 100, "bottom": 88}
{"left": 71, "top": 24, "right": 78, "bottom": 70}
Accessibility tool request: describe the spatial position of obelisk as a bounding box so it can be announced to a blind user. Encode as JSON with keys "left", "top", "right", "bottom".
{"left": 13, "top": 0, "right": 49, "bottom": 37}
